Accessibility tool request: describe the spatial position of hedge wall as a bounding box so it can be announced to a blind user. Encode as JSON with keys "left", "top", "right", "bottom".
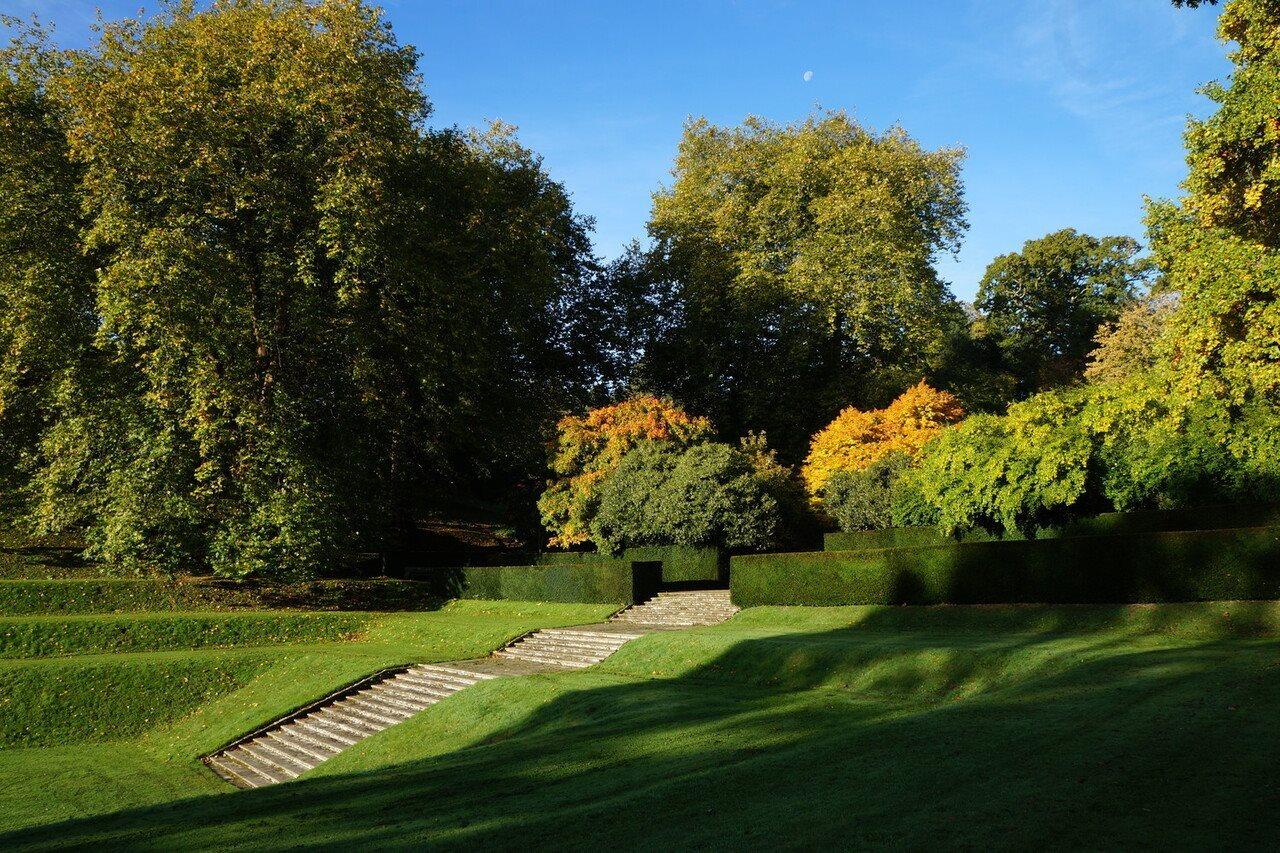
{"left": 735, "top": 525, "right": 1280, "bottom": 607}
{"left": 823, "top": 504, "right": 1280, "bottom": 553}
{"left": 624, "top": 546, "right": 722, "bottom": 583}
{"left": 407, "top": 562, "right": 642, "bottom": 605}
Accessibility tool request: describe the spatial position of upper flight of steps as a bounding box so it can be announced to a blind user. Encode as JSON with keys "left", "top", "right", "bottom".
{"left": 494, "top": 589, "right": 738, "bottom": 667}
{"left": 205, "top": 589, "right": 737, "bottom": 788}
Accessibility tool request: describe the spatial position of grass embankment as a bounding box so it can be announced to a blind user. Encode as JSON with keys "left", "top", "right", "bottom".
{"left": 4, "top": 601, "right": 1279, "bottom": 849}
{"left": 0, "top": 599, "right": 615, "bottom": 833}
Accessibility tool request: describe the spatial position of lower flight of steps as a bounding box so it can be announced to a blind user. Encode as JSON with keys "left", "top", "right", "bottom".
{"left": 205, "top": 589, "right": 739, "bottom": 789}
{"left": 205, "top": 663, "right": 494, "bottom": 789}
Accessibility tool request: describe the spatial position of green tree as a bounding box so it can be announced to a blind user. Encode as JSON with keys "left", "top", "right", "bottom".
{"left": 14, "top": 1, "right": 592, "bottom": 577}
{"left": 638, "top": 111, "right": 968, "bottom": 460}
{"left": 975, "top": 229, "right": 1153, "bottom": 396}
{"left": 1153, "top": 0, "right": 1280, "bottom": 406}
{"left": 0, "top": 22, "right": 94, "bottom": 502}
{"left": 591, "top": 441, "right": 779, "bottom": 554}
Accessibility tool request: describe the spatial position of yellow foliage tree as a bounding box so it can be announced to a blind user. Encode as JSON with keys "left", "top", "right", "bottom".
{"left": 538, "top": 395, "right": 713, "bottom": 547}
{"left": 802, "top": 382, "right": 964, "bottom": 498}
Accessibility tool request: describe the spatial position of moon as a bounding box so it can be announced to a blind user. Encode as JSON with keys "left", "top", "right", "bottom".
{"left": 802, "top": 70, "right": 814, "bottom": 82}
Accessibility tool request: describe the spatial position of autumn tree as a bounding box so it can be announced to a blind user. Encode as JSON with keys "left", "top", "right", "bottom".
{"left": 537, "top": 395, "right": 713, "bottom": 547}
{"left": 636, "top": 111, "right": 968, "bottom": 459}
{"left": 802, "top": 382, "right": 964, "bottom": 499}
{"left": 975, "top": 229, "right": 1153, "bottom": 397}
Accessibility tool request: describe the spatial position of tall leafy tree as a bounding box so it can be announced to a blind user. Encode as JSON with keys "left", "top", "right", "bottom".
{"left": 13, "top": 1, "right": 592, "bottom": 577}
{"left": 1153, "top": 0, "right": 1280, "bottom": 406}
{"left": 638, "top": 111, "right": 968, "bottom": 460}
{"left": 0, "top": 22, "right": 94, "bottom": 504}
{"left": 975, "top": 229, "right": 1152, "bottom": 397}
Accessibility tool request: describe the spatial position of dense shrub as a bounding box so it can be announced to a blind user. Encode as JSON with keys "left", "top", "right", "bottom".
{"left": 537, "top": 396, "right": 713, "bottom": 548}
{"left": 732, "top": 526, "right": 1280, "bottom": 607}
{"left": 591, "top": 441, "right": 779, "bottom": 554}
{"left": 911, "top": 378, "right": 1280, "bottom": 535}
{"left": 823, "top": 452, "right": 912, "bottom": 532}
{"left": 802, "top": 381, "right": 964, "bottom": 498}
{"left": 823, "top": 504, "right": 1280, "bottom": 552}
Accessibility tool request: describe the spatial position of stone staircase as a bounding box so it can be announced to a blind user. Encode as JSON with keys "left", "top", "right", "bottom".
{"left": 205, "top": 589, "right": 737, "bottom": 788}
{"left": 206, "top": 663, "right": 496, "bottom": 788}
{"left": 611, "top": 589, "right": 738, "bottom": 628}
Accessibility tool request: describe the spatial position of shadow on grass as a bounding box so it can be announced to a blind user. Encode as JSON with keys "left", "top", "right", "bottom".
{"left": 5, "top": 610, "right": 1280, "bottom": 850}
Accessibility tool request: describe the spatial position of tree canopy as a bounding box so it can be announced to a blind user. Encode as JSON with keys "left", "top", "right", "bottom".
{"left": 635, "top": 111, "right": 969, "bottom": 460}
{"left": 975, "top": 229, "right": 1153, "bottom": 397}
{"left": 2, "top": 1, "right": 597, "bottom": 576}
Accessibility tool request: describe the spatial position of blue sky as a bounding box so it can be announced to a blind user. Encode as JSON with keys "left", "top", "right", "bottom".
{"left": 10, "top": 1, "right": 1230, "bottom": 300}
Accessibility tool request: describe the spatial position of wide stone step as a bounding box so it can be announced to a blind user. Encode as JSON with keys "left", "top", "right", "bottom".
{"left": 284, "top": 722, "right": 350, "bottom": 752}
{"left": 551, "top": 628, "right": 646, "bottom": 642}
{"left": 402, "top": 668, "right": 483, "bottom": 688}
{"left": 226, "top": 746, "right": 295, "bottom": 782}
{"left": 496, "top": 644, "right": 605, "bottom": 663}
{"left": 535, "top": 630, "right": 631, "bottom": 647}
{"left": 516, "top": 635, "right": 629, "bottom": 653}
{"left": 514, "top": 635, "right": 624, "bottom": 653}
{"left": 386, "top": 679, "right": 456, "bottom": 702}
{"left": 208, "top": 755, "right": 275, "bottom": 789}
{"left": 251, "top": 737, "right": 318, "bottom": 773}
{"left": 267, "top": 730, "right": 334, "bottom": 763}
{"left": 494, "top": 648, "right": 593, "bottom": 668}
{"left": 299, "top": 714, "right": 366, "bottom": 744}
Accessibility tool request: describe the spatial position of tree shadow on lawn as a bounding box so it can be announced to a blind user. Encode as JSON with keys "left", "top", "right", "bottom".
{"left": 5, "top": 613, "right": 1280, "bottom": 851}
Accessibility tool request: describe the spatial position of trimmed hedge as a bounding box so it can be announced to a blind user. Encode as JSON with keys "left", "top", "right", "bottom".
{"left": 823, "top": 504, "right": 1280, "bottom": 552}
{"left": 409, "top": 546, "right": 723, "bottom": 604}
{"left": 0, "top": 612, "right": 370, "bottom": 659}
{"left": 0, "top": 578, "right": 440, "bottom": 616}
{"left": 408, "top": 562, "right": 640, "bottom": 605}
{"left": 734, "top": 525, "right": 1280, "bottom": 607}
{"left": 624, "top": 546, "right": 722, "bottom": 584}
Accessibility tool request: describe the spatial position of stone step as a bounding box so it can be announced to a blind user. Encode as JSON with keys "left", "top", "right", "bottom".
{"left": 511, "top": 636, "right": 619, "bottom": 654}
{"left": 494, "top": 648, "right": 593, "bottom": 668}
{"left": 226, "top": 746, "right": 296, "bottom": 783}
{"left": 363, "top": 684, "right": 431, "bottom": 709}
{"left": 551, "top": 628, "right": 646, "bottom": 642}
{"left": 299, "top": 714, "right": 366, "bottom": 744}
{"left": 496, "top": 644, "right": 606, "bottom": 664}
{"left": 310, "top": 709, "right": 382, "bottom": 738}
{"left": 402, "top": 668, "right": 482, "bottom": 688}
{"left": 416, "top": 663, "right": 498, "bottom": 681}
{"left": 284, "top": 722, "right": 350, "bottom": 752}
{"left": 251, "top": 736, "right": 318, "bottom": 773}
{"left": 208, "top": 754, "right": 275, "bottom": 789}
{"left": 206, "top": 593, "right": 741, "bottom": 789}
{"left": 267, "top": 729, "right": 335, "bottom": 762}
{"left": 535, "top": 630, "right": 632, "bottom": 647}
{"left": 385, "top": 679, "right": 456, "bottom": 702}
{"left": 341, "top": 693, "right": 410, "bottom": 718}
{"left": 336, "top": 699, "right": 402, "bottom": 728}
{"left": 514, "top": 635, "right": 629, "bottom": 653}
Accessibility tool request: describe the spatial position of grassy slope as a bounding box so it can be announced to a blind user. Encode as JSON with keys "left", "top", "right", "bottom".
{"left": 0, "top": 600, "right": 615, "bottom": 835}
{"left": 2, "top": 602, "right": 1279, "bottom": 849}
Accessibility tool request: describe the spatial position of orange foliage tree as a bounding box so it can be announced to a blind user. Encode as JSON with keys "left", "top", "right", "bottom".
{"left": 802, "top": 382, "right": 965, "bottom": 498}
{"left": 538, "top": 395, "right": 713, "bottom": 547}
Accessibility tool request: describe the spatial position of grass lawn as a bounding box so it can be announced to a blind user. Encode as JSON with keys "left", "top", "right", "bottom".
{"left": 2, "top": 600, "right": 1278, "bottom": 849}
{"left": 0, "top": 600, "right": 615, "bottom": 834}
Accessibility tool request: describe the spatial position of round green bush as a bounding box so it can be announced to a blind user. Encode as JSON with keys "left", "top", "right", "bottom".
{"left": 823, "top": 452, "right": 913, "bottom": 532}
{"left": 591, "top": 441, "right": 779, "bottom": 554}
